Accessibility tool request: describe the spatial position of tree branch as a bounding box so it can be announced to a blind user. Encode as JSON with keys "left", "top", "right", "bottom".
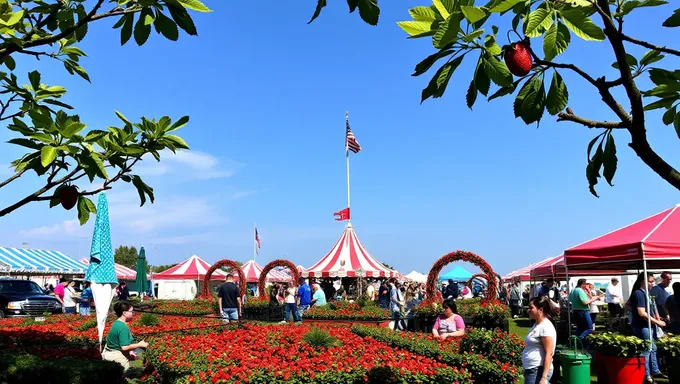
{"left": 0, "top": 166, "right": 81, "bottom": 217}
{"left": 0, "top": 168, "right": 27, "bottom": 189}
{"left": 603, "top": 69, "right": 643, "bottom": 88}
{"left": 557, "top": 108, "right": 628, "bottom": 129}
{"left": 533, "top": 57, "right": 598, "bottom": 87}
{"left": 619, "top": 33, "right": 680, "bottom": 57}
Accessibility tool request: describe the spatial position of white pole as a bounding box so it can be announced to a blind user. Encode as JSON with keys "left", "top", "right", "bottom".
{"left": 253, "top": 223, "right": 257, "bottom": 262}
{"left": 642, "top": 259, "right": 652, "bottom": 351}
{"left": 345, "top": 111, "right": 351, "bottom": 222}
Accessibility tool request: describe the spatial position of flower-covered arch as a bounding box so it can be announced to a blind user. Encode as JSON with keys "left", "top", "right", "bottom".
{"left": 258, "top": 259, "right": 301, "bottom": 299}
{"left": 466, "top": 273, "right": 489, "bottom": 288}
{"left": 201, "top": 259, "right": 246, "bottom": 298}
{"left": 426, "top": 250, "right": 497, "bottom": 305}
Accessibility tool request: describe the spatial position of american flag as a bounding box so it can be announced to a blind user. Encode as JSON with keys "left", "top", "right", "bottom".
{"left": 255, "top": 227, "right": 261, "bottom": 254}
{"left": 346, "top": 118, "right": 362, "bottom": 153}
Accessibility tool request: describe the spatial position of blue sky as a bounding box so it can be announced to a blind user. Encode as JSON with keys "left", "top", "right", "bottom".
{"left": 1, "top": 2, "right": 679, "bottom": 275}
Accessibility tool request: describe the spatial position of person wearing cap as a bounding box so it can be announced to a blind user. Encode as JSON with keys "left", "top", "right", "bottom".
{"left": 217, "top": 273, "right": 241, "bottom": 323}
{"left": 297, "top": 277, "right": 312, "bottom": 320}
{"left": 605, "top": 277, "right": 624, "bottom": 319}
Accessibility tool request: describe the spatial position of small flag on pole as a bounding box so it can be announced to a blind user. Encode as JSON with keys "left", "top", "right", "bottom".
{"left": 255, "top": 227, "right": 261, "bottom": 254}
{"left": 334, "top": 207, "right": 350, "bottom": 221}
{"left": 346, "top": 118, "right": 362, "bottom": 153}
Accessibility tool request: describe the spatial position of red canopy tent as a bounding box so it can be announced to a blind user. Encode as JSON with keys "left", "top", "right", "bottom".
{"left": 530, "top": 255, "right": 626, "bottom": 280}
{"left": 303, "top": 224, "right": 397, "bottom": 278}
{"left": 503, "top": 256, "right": 557, "bottom": 282}
{"left": 153, "top": 255, "right": 229, "bottom": 280}
{"left": 80, "top": 259, "right": 150, "bottom": 280}
{"left": 564, "top": 204, "right": 680, "bottom": 270}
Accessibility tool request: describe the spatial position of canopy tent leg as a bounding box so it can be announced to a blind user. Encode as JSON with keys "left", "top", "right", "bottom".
{"left": 642, "top": 260, "right": 652, "bottom": 352}
{"left": 565, "top": 266, "right": 571, "bottom": 339}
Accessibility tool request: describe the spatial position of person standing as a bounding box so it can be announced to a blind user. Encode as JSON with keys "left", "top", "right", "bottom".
{"left": 665, "top": 282, "right": 680, "bottom": 334}
{"left": 102, "top": 302, "right": 148, "bottom": 372}
{"left": 53, "top": 279, "right": 67, "bottom": 311}
{"left": 630, "top": 272, "right": 667, "bottom": 383}
{"left": 651, "top": 271, "right": 673, "bottom": 323}
{"left": 311, "top": 283, "right": 327, "bottom": 307}
{"left": 297, "top": 277, "right": 311, "bottom": 321}
{"left": 445, "top": 279, "right": 459, "bottom": 300}
{"left": 63, "top": 281, "right": 77, "bottom": 315}
{"left": 283, "top": 282, "right": 301, "bottom": 323}
{"left": 605, "top": 277, "right": 624, "bottom": 319}
{"left": 522, "top": 297, "right": 557, "bottom": 384}
{"left": 390, "top": 279, "right": 405, "bottom": 331}
{"left": 217, "top": 274, "right": 241, "bottom": 323}
{"left": 117, "top": 281, "right": 130, "bottom": 301}
{"left": 79, "top": 281, "right": 92, "bottom": 316}
{"left": 510, "top": 282, "right": 521, "bottom": 319}
{"left": 366, "top": 280, "right": 376, "bottom": 302}
{"left": 378, "top": 281, "right": 389, "bottom": 308}
{"left": 569, "top": 279, "right": 598, "bottom": 342}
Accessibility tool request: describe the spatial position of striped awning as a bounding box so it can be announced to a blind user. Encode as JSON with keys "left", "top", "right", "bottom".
{"left": 0, "top": 247, "right": 86, "bottom": 274}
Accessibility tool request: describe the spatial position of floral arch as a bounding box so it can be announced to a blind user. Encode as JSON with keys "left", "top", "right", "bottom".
{"left": 258, "top": 259, "right": 301, "bottom": 299}
{"left": 426, "top": 250, "right": 497, "bottom": 305}
{"left": 201, "top": 259, "right": 246, "bottom": 298}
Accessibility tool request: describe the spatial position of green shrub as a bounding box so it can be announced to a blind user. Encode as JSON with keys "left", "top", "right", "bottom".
{"left": 138, "top": 313, "right": 159, "bottom": 326}
{"left": 459, "top": 327, "right": 524, "bottom": 366}
{"left": 302, "top": 327, "right": 340, "bottom": 348}
{"left": 0, "top": 354, "right": 124, "bottom": 384}
{"left": 588, "top": 332, "right": 650, "bottom": 357}
{"left": 76, "top": 318, "right": 98, "bottom": 331}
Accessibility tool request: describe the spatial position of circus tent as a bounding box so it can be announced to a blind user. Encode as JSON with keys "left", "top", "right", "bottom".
{"left": 303, "top": 224, "right": 397, "bottom": 278}
{"left": 80, "top": 259, "right": 149, "bottom": 281}
{"left": 296, "top": 265, "right": 307, "bottom": 274}
{"left": 240, "top": 260, "right": 292, "bottom": 283}
{"left": 153, "top": 255, "right": 228, "bottom": 280}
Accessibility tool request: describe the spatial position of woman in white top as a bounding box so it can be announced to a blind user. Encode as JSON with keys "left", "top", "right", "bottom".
{"left": 522, "top": 296, "right": 557, "bottom": 384}
{"left": 63, "top": 281, "right": 77, "bottom": 314}
{"left": 282, "top": 284, "right": 300, "bottom": 323}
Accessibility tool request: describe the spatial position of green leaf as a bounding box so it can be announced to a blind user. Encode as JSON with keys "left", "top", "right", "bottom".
{"left": 664, "top": 10, "right": 680, "bottom": 27}
{"left": 643, "top": 83, "right": 680, "bottom": 97}
{"left": 134, "top": 9, "right": 153, "bottom": 46}
{"left": 602, "top": 133, "right": 617, "bottom": 186}
{"left": 466, "top": 78, "right": 477, "bottom": 109}
{"left": 461, "top": 6, "right": 486, "bottom": 24}
{"left": 640, "top": 50, "right": 664, "bottom": 66}
{"left": 482, "top": 55, "right": 513, "bottom": 87}
{"left": 40, "top": 146, "right": 58, "bottom": 167}
{"left": 28, "top": 71, "right": 41, "bottom": 90}
{"left": 83, "top": 197, "right": 96, "bottom": 214}
{"left": 675, "top": 112, "right": 680, "bottom": 139}
{"left": 397, "top": 21, "right": 434, "bottom": 36}
{"left": 617, "top": 0, "right": 668, "bottom": 17}
{"left": 489, "top": 0, "right": 524, "bottom": 13}
{"left": 60, "top": 119, "right": 87, "bottom": 137}
{"left": 120, "top": 13, "right": 134, "bottom": 45}
{"left": 0, "top": 10, "right": 25, "bottom": 26}
{"left": 77, "top": 196, "right": 91, "bottom": 225}
{"left": 358, "top": 0, "right": 380, "bottom": 26}
{"left": 561, "top": 9, "right": 605, "bottom": 41}
{"left": 155, "top": 11, "right": 179, "bottom": 41}
{"left": 524, "top": 7, "right": 553, "bottom": 38}
{"left": 462, "top": 29, "right": 484, "bottom": 42}
{"left": 132, "top": 175, "right": 155, "bottom": 206}
{"left": 520, "top": 77, "right": 546, "bottom": 125}
{"left": 546, "top": 71, "right": 569, "bottom": 115}
{"left": 484, "top": 36, "right": 502, "bottom": 55}
{"left": 433, "top": 13, "right": 461, "bottom": 48}
{"left": 308, "top": 0, "right": 327, "bottom": 23}
{"left": 178, "top": 0, "right": 212, "bottom": 12}
{"left": 85, "top": 130, "right": 109, "bottom": 142}
{"left": 475, "top": 61, "right": 491, "bottom": 96}
{"left": 514, "top": 75, "right": 541, "bottom": 119}
{"left": 8, "top": 138, "right": 41, "bottom": 150}
{"left": 347, "top": 0, "right": 359, "bottom": 12}
{"left": 168, "top": 3, "right": 198, "bottom": 35}
{"left": 67, "top": 62, "right": 90, "bottom": 82}
{"left": 421, "top": 55, "right": 464, "bottom": 103}
{"left": 168, "top": 116, "right": 189, "bottom": 132}
{"left": 432, "top": 0, "right": 450, "bottom": 19}
{"left": 488, "top": 81, "right": 519, "bottom": 101}
{"left": 4, "top": 56, "right": 15, "bottom": 71}
{"left": 586, "top": 141, "right": 604, "bottom": 197}
{"left": 543, "top": 22, "right": 570, "bottom": 61}
{"left": 90, "top": 153, "right": 109, "bottom": 179}
{"left": 164, "top": 135, "right": 190, "bottom": 149}
{"left": 409, "top": 6, "right": 436, "bottom": 22}
{"left": 412, "top": 49, "right": 454, "bottom": 76}
{"left": 663, "top": 106, "right": 677, "bottom": 125}
{"left": 643, "top": 98, "right": 676, "bottom": 111}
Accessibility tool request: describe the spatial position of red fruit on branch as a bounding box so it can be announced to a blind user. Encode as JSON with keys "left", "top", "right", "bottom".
{"left": 504, "top": 42, "right": 533, "bottom": 77}
{"left": 59, "top": 186, "right": 78, "bottom": 210}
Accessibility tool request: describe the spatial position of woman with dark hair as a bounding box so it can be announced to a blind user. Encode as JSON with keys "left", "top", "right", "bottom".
{"left": 629, "top": 272, "right": 667, "bottom": 383}
{"left": 101, "top": 302, "right": 148, "bottom": 372}
{"left": 522, "top": 296, "right": 556, "bottom": 384}
{"left": 432, "top": 298, "right": 465, "bottom": 340}
{"left": 666, "top": 282, "right": 680, "bottom": 334}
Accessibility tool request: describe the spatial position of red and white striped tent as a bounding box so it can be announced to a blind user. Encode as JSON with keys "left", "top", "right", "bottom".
{"left": 80, "top": 259, "right": 149, "bottom": 280}
{"left": 240, "top": 260, "right": 292, "bottom": 283}
{"left": 153, "top": 255, "right": 228, "bottom": 280}
{"left": 303, "top": 224, "right": 398, "bottom": 278}
{"left": 296, "top": 265, "right": 307, "bottom": 274}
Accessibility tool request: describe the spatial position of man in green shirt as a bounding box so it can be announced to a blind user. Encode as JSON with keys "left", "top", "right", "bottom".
{"left": 570, "top": 279, "right": 597, "bottom": 342}
{"left": 102, "top": 301, "right": 148, "bottom": 372}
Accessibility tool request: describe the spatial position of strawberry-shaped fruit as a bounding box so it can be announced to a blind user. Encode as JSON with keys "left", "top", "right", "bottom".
{"left": 504, "top": 42, "right": 533, "bottom": 77}
{"left": 59, "top": 186, "right": 78, "bottom": 210}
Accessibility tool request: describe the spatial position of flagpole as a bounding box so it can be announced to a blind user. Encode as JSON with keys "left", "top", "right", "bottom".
{"left": 253, "top": 223, "right": 256, "bottom": 262}
{"left": 345, "top": 111, "right": 351, "bottom": 224}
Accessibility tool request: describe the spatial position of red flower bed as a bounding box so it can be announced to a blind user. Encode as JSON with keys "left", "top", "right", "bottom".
{"left": 143, "top": 323, "right": 472, "bottom": 383}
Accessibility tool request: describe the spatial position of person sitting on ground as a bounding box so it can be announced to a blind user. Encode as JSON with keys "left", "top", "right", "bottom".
{"left": 432, "top": 298, "right": 465, "bottom": 340}
{"left": 102, "top": 302, "right": 148, "bottom": 372}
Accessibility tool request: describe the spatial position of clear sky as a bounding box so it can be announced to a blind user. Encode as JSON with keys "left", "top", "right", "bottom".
{"left": 0, "top": 2, "right": 678, "bottom": 275}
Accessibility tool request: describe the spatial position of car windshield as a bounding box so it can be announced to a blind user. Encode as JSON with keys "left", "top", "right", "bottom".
{"left": 0, "top": 280, "right": 45, "bottom": 294}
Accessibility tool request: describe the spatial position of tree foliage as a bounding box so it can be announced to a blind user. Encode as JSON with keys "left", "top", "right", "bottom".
{"left": 114, "top": 245, "right": 138, "bottom": 269}
{"left": 310, "top": 0, "right": 680, "bottom": 196}
{"left": 0, "top": 0, "right": 211, "bottom": 223}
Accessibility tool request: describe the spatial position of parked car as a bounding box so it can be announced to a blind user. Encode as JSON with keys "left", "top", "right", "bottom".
{"left": 0, "top": 278, "right": 62, "bottom": 317}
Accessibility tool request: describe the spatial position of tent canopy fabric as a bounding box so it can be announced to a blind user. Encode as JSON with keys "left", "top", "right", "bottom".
{"left": 303, "top": 224, "right": 397, "bottom": 278}
{"left": 531, "top": 255, "right": 626, "bottom": 280}
{"left": 503, "top": 256, "right": 559, "bottom": 282}
{"left": 241, "top": 260, "right": 292, "bottom": 283}
{"left": 153, "top": 255, "right": 228, "bottom": 280}
{"left": 0, "top": 247, "right": 86, "bottom": 274}
{"left": 296, "top": 265, "right": 307, "bottom": 273}
{"left": 565, "top": 204, "right": 680, "bottom": 270}
{"left": 405, "top": 271, "right": 427, "bottom": 283}
{"left": 80, "top": 259, "right": 149, "bottom": 280}
{"left": 439, "top": 266, "right": 473, "bottom": 281}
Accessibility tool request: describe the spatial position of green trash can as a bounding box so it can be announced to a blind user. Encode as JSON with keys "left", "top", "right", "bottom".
{"left": 559, "top": 337, "right": 591, "bottom": 384}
